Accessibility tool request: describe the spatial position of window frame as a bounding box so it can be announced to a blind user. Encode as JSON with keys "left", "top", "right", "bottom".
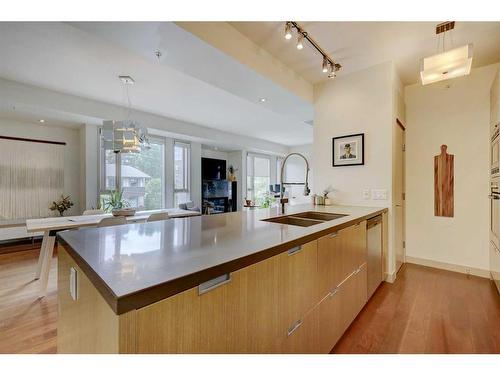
{"left": 98, "top": 129, "right": 167, "bottom": 210}
{"left": 173, "top": 141, "right": 191, "bottom": 203}
{"left": 246, "top": 152, "right": 271, "bottom": 201}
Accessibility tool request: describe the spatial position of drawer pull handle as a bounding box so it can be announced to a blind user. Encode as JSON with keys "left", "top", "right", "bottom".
{"left": 287, "top": 246, "right": 302, "bottom": 256}
{"left": 287, "top": 319, "right": 303, "bottom": 336}
{"left": 69, "top": 267, "right": 78, "bottom": 301}
{"left": 198, "top": 273, "right": 231, "bottom": 295}
{"left": 328, "top": 288, "right": 338, "bottom": 298}
{"left": 328, "top": 232, "right": 338, "bottom": 238}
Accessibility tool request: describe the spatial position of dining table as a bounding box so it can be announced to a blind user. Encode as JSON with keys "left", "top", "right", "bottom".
{"left": 25, "top": 208, "right": 201, "bottom": 297}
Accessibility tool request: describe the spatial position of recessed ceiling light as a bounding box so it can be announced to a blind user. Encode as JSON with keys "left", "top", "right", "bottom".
{"left": 259, "top": 98, "right": 267, "bottom": 103}
{"left": 118, "top": 75, "right": 135, "bottom": 85}
{"left": 38, "top": 119, "right": 45, "bottom": 123}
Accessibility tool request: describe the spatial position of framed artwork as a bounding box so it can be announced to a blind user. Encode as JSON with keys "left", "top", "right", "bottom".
{"left": 332, "top": 133, "right": 364, "bottom": 167}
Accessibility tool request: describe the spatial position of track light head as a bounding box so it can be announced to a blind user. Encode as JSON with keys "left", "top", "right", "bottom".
{"left": 327, "top": 63, "right": 336, "bottom": 79}
{"left": 322, "top": 57, "right": 329, "bottom": 73}
{"left": 284, "top": 22, "right": 292, "bottom": 40}
{"left": 296, "top": 32, "right": 304, "bottom": 50}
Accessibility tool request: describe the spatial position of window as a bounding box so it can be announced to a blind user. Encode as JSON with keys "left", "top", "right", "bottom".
{"left": 246, "top": 153, "right": 270, "bottom": 204}
{"left": 174, "top": 141, "right": 191, "bottom": 206}
{"left": 100, "top": 135, "right": 165, "bottom": 210}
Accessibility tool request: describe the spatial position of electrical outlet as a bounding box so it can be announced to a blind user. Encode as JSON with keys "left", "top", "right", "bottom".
{"left": 372, "top": 189, "right": 388, "bottom": 200}
{"left": 362, "top": 189, "right": 370, "bottom": 199}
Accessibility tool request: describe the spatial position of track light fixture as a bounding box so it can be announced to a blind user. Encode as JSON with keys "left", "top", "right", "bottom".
{"left": 283, "top": 22, "right": 341, "bottom": 79}
{"left": 322, "top": 57, "right": 328, "bottom": 73}
{"left": 284, "top": 22, "right": 293, "bottom": 40}
{"left": 296, "top": 32, "right": 304, "bottom": 50}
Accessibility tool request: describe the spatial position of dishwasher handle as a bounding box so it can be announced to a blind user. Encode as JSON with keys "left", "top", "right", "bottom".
{"left": 367, "top": 215, "right": 382, "bottom": 229}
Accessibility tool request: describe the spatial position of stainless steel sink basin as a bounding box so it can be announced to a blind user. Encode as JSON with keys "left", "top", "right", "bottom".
{"left": 262, "top": 216, "right": 324, "bottom": 227}
{"left": 262, "top": 211, "right": 348, "bottom": 227}
{"left": 291, "top": 211, "right": 347, "bottom": 221}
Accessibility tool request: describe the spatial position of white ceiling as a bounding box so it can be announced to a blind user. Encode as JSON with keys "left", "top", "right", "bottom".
{"left": 230, "top": 22, "right": 500, "bottom": 85}
{"left": 0, "top": 22, "right": 313, "bottom": 146}
{"left": 0, "top": 101, "right": 101, "bottom": 129}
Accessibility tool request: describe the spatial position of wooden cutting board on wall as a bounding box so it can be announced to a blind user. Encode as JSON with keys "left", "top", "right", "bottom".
{"left": 434, "top": 145, "right": 454, "bottom": 217}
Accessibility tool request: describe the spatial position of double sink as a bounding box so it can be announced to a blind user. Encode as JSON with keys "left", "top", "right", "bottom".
{"left": 262, "top": 211, "right": 347, "bottom": 227}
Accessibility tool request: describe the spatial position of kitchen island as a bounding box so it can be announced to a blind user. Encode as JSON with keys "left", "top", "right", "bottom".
{"left": 57, "top": 204, "right": 388, "bottom": 353}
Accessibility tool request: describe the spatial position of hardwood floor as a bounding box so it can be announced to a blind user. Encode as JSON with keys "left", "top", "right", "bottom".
{"left": 332, "top": 263, "right": 500, "bottom": 354}
{"left": 0, "top": 246, "right": 499, "bottom": 354}
{"left": 0, "top": 248, "right": 57, "bottom": 354}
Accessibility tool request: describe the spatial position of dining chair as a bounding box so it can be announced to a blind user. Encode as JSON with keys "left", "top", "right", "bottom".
{"left": 97, "top": 216, "right": 127, "bottom": 228}
{"left": 83, "top": 209, "right": 105, "bottom": 215}
{"left": 147, "top": 212, "right": 170, "bottom": 222}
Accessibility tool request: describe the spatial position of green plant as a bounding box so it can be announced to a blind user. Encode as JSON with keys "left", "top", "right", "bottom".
{"left": 49, "top": 195, "right": 74, "bottom": 216}
{"left": 102, "top": 190, "right": 129, "bottom": 212}
{"left": 258, "top": 192, "right": 276, "bottom": 208}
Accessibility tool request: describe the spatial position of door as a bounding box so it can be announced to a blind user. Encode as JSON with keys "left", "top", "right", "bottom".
{"left": 395, "top": 119, "right": 406, "bottom": 273}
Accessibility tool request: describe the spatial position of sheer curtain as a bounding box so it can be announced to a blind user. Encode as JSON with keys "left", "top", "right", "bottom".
{"left": 0, "top": 139, "right": 64, "bottom": 220}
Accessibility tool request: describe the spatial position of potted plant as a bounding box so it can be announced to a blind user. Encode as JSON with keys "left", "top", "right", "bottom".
{"left": 323, "top": 186, "right": 334, "bottom": 206}
{"left": 102, "top": 190, "right": 135, "bottom": 217}
{"left": 49, "top": 195, "right": 74, "bottom": 216}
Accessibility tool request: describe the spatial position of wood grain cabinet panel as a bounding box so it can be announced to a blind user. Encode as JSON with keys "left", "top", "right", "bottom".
{"left": 136, "top": 286, "right": 201, "bottom": 353}
{"left": 198, "top": 269, "right": 248, "bottom": 353}
{"left": 278, "top": 240, "right": 318, "bottom": 335}
{"left": 338, "top": 263, "right": 368, "bottom": 335}
{"left": 344, "top": 221, "right": 367, "bottom": 276}
{"left": 318, "top": 286, "right": 342, "bottom": 353}
{"left": 57, "top": 246, "right": 121, "bottom": 354}
{"left": 280, "top": 306, "right": 320, "bottom": 354}
{"left": 318, "top": 221, "right": 367, "bottom": 300}
{"left": 317, "top": 231, "right": 343, "bottom": 299}
{"left": 245, "top": 254, "right": 282, "bottom": 353}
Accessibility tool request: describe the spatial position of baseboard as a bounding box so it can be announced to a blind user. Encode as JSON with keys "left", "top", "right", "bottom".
{"left": 405, "top": 256, "right": 490, "bottom": 279}
{"left": 384, "top": 270, "right": 397, "bottom": 283}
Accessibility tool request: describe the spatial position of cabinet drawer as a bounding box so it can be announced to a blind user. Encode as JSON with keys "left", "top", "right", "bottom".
{"left": 198, "top": 269, "right": 248, "bottom": 353}
{"left": 280, "top": 306, "right": 319, "bottom": 354}
{"left": 317, "top": 221, "right": 367, "bottom": 299}
{"left": 278, "top": 240, "right": 318, "bottom": 334}
{"left": 338, "top": 263, "right": 367, "bottom": 338}
{"left": 318, "top": 285, "right": 342, "bottom": 353}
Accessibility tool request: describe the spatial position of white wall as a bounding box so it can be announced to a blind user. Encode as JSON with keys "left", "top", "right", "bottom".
{"left": 0, "top": 118, "right": 81, "bottom": 240}
{"left": 80, "top": 124, "right": 99, "bottom": 210}
{"left": 0, "top": 118, "right": 81, "bottom": 215}
{"left": 201, "top": 149, "right": 228, "bottom": 161}
{"left": 313, "top": 62, "right": 396, "bottom": 277}
{"left": 405, "top": 63, "right": 499, "bottom": 273}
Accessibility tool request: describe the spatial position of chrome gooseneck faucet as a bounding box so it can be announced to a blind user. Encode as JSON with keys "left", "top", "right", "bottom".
{"left": 279, "top": 152, "right": 311, "bottom": 213}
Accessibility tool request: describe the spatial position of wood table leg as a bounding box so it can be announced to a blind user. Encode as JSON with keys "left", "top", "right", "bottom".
{"left": 34, "top": 230, "right": 49, "bottom": 280}
{"left": 38, "top": 234, "right": 56, "bottom": 297}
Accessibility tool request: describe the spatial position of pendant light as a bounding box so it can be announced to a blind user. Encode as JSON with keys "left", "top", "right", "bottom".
{"left": 420, "top": 22, "right": 473, "bottom": 85}
{"left": 102, "top": 76, "right": 150, "bottom": 154}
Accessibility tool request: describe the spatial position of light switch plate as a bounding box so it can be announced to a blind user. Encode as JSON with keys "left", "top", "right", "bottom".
{"left": 372, "top": 189, "right": 388, "bottom": 200}
{"left": 363, "top": 189, "right": 370, "bottom": 199}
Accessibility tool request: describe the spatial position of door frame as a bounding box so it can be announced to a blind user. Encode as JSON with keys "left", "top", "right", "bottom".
{"left": 395, "top": 118, "right": 406, "bottom": 272}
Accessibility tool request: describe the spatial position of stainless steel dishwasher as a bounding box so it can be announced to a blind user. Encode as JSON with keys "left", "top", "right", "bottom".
{"left": 367, "top": 215, "right": 383, "bottom": 298}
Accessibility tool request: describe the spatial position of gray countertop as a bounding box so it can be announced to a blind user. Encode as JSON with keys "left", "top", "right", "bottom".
{"left": 58, "top": 203, "right": 387, "bottom": 314}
